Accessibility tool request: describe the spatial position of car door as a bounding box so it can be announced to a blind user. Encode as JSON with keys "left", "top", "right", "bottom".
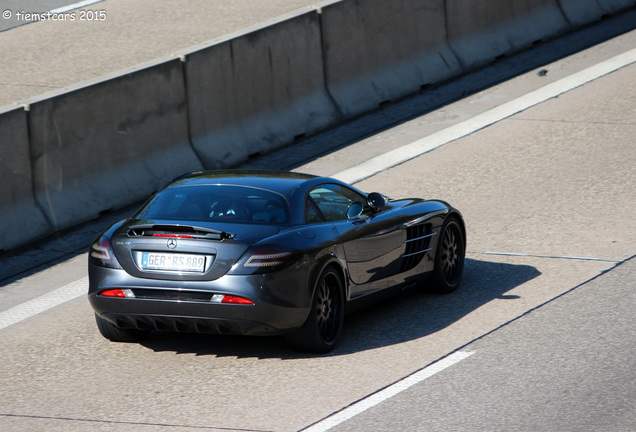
{"left": 307, "top": 184, "right": 404, "bottom": 297}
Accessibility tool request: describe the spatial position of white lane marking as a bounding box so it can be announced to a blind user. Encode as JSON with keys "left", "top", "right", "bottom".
{"left": 336, "top": 48, "right": 636, "bottom": 185}
{"left": 0, "top": 277, "right": 88, "bottom": 330}
{"left": 50, "top": 0, "right": 104, "bottom": 14}
{"left": 301, "top": 351, "right": 474, "bottom": 432}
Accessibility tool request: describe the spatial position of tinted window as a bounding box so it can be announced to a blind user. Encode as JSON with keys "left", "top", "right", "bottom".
{"left": 135, "top": 185, "right": 290, "bottom": 225}
{"left": 309, "top": 184, "right": 370, "bottom": 222}
{"left": 304, "top": 198, "right": 324, "bottom": 224}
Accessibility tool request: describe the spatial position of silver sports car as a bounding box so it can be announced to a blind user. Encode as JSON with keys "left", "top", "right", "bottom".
{"left": 88, "top": 170, "right": 465, "bottom": 353}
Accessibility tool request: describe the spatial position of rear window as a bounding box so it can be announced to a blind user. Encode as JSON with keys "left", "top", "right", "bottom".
{"left": 134, "top": 185, "right": 290, "bottom": 225}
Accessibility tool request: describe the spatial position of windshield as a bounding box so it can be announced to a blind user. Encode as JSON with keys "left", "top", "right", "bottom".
{"left": 134, "top": 185, "right": 291, "bottom": 225}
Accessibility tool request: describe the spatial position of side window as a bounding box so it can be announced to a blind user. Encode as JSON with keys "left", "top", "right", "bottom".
{"left": 304, "top": 198, "right": 324, "bottom": 224}
{"left": 308, "top": 184, "right": 369, "bottom": 222}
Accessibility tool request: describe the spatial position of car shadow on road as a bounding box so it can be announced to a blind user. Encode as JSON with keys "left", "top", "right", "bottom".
{"left": 139, "top": 257, "right": 540, "bottom": 358}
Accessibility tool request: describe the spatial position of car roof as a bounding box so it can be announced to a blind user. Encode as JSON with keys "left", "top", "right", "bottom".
{"left": 161, "top": 169, "right": 371, "bottom": 225}
{"left": 167, "top": 170, "right": 320, "bottom": 197}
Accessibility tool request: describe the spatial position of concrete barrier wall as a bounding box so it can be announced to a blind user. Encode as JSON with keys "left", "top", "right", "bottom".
{"left": 321, "top": 0, "right": 462, "bottom": 118}
{"left": 27, "top": 58, "right": 203, "bottom": 231}
{"left": 559, "top": 0, "right": 636, "bottom": 25}
{"left": 0, "top": 107, "right": 52, "bottom": 251}
{"left": 446, "top": 0, "right": 571, "bottom": 70}
{"left": 2, "top": 0, "right": 634, "bottom": 251}
{"left": 597, "top": 0, "right": 636, "bottom": 14}
{"left": 559, "top": 0, "right": 610, "bottom": 26}
{"left": 183, "top": 9, "right": 341, "bottom": 169}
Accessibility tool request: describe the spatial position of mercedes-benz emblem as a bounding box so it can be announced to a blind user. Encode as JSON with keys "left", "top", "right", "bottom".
{"left": 167, "top": 238, "right": 177, "bottom": 249}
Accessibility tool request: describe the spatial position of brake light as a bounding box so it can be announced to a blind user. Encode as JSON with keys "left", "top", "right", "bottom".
{"left": 100, "top": 289, "right": 135, "bottom": 298}
{"left": 229, "top": 246, "right": 300, "bottom": 275}
{"left": 211, "top": 294, "right": 254, "bottom": 305}
{"left": 152, "top": 234, "right": 194, "bottom": 238}
{"left": 89, "top": 236, "right": 122, "bottom": 269}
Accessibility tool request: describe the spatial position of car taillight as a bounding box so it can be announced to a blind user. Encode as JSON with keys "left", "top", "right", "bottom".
{"left": 100, "top": 289, "right": 135, "bottom": 298}
{"left": 211, "top": 294, "right": 254, "bottom": 305}
{"left": 89, "top": 236, "right": 122, "bottom": 269}
{"left": 229, "top": 246, "right": 301, "bottom": 275}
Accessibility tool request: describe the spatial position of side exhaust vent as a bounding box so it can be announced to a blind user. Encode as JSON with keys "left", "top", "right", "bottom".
{"left": 401, "top": 223, "right": 435, "bottom": 272}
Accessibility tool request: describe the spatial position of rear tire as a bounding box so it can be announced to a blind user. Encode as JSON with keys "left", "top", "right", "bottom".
{"left": 285, "top": 267, "right": 344, "bottom": 354}
{"left": 428, "top": 217, "right": 465, "bottom": 294}
{"left": 95, "top": 313, "right": 148, "bottom": 342}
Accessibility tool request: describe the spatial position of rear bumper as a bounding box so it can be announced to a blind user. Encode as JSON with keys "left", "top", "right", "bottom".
{"left": 97, "top": 312, "right": 296, "bottom": 336}
{"left": 88, "top": 263, "right": 311, "bottom": 336}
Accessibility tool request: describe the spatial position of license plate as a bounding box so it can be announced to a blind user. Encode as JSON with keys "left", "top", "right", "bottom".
{"left": 141, "top": 252, "right": 206, "bottom": 272}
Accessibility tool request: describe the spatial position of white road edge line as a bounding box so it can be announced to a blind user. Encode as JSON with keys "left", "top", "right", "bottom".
{"left": 2, "top": 48, "right": 635, "bottom": 331}
{"left": 335, "top": 48, "right": 636, "bottom": 185}
{"left": 301, "top": 351, "right": 475, "bottom": 432}
{"left": 50, "top": 0, "right": 105, "bottom": 14}
{"left": 0, "top": 277, "right": 88, "bottom": 330}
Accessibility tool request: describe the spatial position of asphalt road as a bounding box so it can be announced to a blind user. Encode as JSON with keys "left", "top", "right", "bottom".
{"left": 0, "top": 10, "right": 635, "bottom": 432}
{"left": 327, "top": 257, "right": 636, "bottom": 432}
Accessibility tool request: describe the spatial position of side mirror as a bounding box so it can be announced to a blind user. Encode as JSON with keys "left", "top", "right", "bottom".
{"left": 346, "top": 202, "right": 364, "bottom": 218}
{"left": 367, "top": 192, "right": 387, "bottom": 211}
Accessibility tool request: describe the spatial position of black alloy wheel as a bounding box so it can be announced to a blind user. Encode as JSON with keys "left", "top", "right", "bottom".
{"left": 315, "top": 271, "right": 341, "bottom": 343}
{"left": 429, "top": 218, "right": 465, "bottom": 294}
{"left": 286, "top": 267, "right": 344, "bottom": 353}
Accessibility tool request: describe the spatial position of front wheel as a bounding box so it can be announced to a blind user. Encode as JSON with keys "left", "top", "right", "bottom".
{"left": 285, "top": 267, "right": 344, "bottom": 354}
{"left": 428, "top": 217, "right": 465, "bottom": 294}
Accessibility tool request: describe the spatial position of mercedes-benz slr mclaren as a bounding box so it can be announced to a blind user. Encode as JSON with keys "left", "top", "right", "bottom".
{"left": 88, "top": 170, "right": 465, "bottom": 353}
